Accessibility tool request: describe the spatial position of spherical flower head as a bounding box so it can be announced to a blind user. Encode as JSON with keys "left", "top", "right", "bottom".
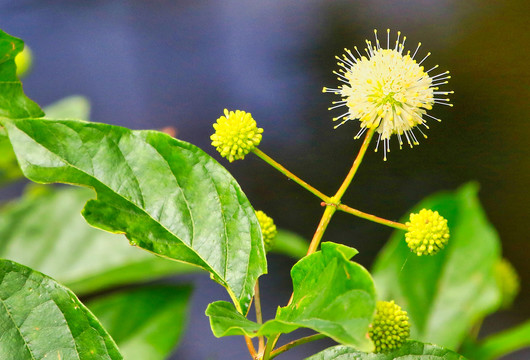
{"left": 15, "top": 45, "right": 33, "bottom": 78}
{"left": 495, "top": 258, "right": 520, "bottom": 309}
{"left": 211, "top": 109, "right": 263, "bottom": 162}
{"left": 323, "top": 29, "right": 453, "bottom": 160}
{"left": 405, "top": 209, "right": 449, "bottom": 256}
{"left": 255, "top": 210, "right": 277, "bottom": 252}
{"left": 369, "top": 300, "right": 410, "bottom": 353}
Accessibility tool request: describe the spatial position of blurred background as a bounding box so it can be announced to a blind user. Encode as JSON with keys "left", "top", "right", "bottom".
{"left": 0, "top": 0, "right": 528, "bottom": 358}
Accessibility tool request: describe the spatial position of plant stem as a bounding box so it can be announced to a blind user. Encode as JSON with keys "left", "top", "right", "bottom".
{"left": 334, "top": 127, "right": 376, "bottom": 200}
{"left": 252, "top": 148, "right": 330, "bottom": 203}
{"left": 337, "top": 203, "right": 408, "bottom": 230}
{"left": 306, "top": 205, "right": 337, "bottom": 255}
{"left": 244, "top": 336, "right": 258, "bottom": 359}
{"left": 263, "top": 335, "right": 280, "bottom": 360}
{"left": 305, "top": 127, "right": 376, "bottom": 256}
{"left": 254, "top": 280, "right": 265, "bottom": 352}
{"left": 269, "top": 334, "right": 327, "bottom": 359}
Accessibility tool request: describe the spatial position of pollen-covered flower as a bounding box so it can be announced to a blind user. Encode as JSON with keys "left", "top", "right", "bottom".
{"left": 255, "top": 210, "right": 277, "bottom": 252}
{"left": 369, "top": 300, "right": 410, "bottom": 353}
{"left": 211, "top": 109, "right": 263, "bottom": 162}
{"left": 495, "top": 258, "right": 520, "bottom": 309}
{"left": 405, "top": 209, "right": 449, "bottom": 256}
{"left": 323, "top": 30, "right": 452, "bottom": 160}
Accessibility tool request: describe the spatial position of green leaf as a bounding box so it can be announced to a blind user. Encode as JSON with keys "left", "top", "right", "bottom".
{"left": 305, "top": 341, "right": 467, "bottom": 360}
{"left": 0, "top": 259, "right": 122, "bottom": 359}
{"left": 206, "top": 300, "right": 262, "bottom": 337}
{"left": 0, "top": 185, "right": 196, "bottom": 294}
{"left": 0, "top": 30, "right": 43, "bottom": 119}
{"left": 1, "top": 118, "right": 267, "bottom": 314}
{"left": 462, "top": 320, "right": 530, "bottom": 360}
{"left": 0, "top": 96, "right": 90, "bottom": 185}
{"left": 270, "top": 229, "right": 309, "bottom": 259}
{"left": 372, "top": 183, "right": 502, "bottom": 350}
{"left": 207, "top": 242, "right": 376, "bottom": 351}
{"left": 44, "top": 95, "right": 91, "bottom": 120}
{"left": 0, "top": 135, "right": 22, "bottom": 185}
{"left": 87, "top": 285, "right": 192, "bottom": 360}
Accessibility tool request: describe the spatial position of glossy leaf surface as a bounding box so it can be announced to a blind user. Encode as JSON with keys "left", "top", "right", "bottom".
{"left": 0, "top": 259, "right": 122, "bottom": 359}
{"left": 88, "top": 285, "right": 191, "bottom": 360}
{"left": 0, "top": 30, "right": 43, "bottom": 119}
{"left": 0, "top": 185, "right": 195, "bottom": 295}
{"left": 207, "top": 242, "right": 376, "bottom": 351}
{"left": 306, "top": 341, "right": 467, "bottom": 360}
{"left": 1, "top": 118, "right": 266, "bottom": 313}
{"left": 372, "top": 183, "right": 501, "bottom": 349}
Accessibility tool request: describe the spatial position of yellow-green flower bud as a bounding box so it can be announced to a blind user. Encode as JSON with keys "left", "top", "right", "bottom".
{"left": 405, "top": 209, "right": 449, "bottom": 256}
{"left": 211, "top": 109, "right": 263, "bottom": 162}
{"left": 369, "top": 300, "right": 410, "bottom": 353}
{"left": 495, "top": 258, "right": 520, "bottom": 309}
{"left": 255, "top": 210, "right": 277, "bottom": 252}
{"left": 15, "top": 45, "right": 33, "bottom": 78}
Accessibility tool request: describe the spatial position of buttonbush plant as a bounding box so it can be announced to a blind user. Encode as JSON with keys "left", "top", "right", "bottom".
{"left": 0, "top": 28, "right": 527, "bottom": 360}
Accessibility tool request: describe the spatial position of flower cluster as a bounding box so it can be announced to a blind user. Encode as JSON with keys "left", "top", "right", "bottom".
{"left": 211, "top": 109, "right": 263, "bottom": 162}
{"left": 369, "top": 300, "right": 410, "bottom": 353}
{"left": 405, "top": 209, "right": 449, "bottom": 256}
{"left": 324, "top": 29, "right": 452, "bottom": 160}
{"left": 255, "top": 210, "right": 277, "bottom": 252}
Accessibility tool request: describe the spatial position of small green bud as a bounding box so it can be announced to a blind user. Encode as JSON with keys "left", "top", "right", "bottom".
{"left": 255, "top": 210, "right": 277, "bottom": 252}
{"left": 15, "top": 45, "right": 33, "bottom": 78}
{"left": 405, "top": 209, "right": 449, "bottom": 256}
{"left": 210, "top": 109, "right": 263, "bottom": 162}
{"left": 495, "top": 258, "right": 520, "bottom": 309}
{"left": 369, "top": 300, "right": 410, "bottom": 353}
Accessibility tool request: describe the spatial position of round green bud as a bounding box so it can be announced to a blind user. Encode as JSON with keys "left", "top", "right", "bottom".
{"left": 15, "top": 45, "right": 33, "bottom": 78}
{"left": 495, "top": 258, "right": 520, "bottom": 309}
{"left": 210, "top": 109, "right": 263, "bottom": 162}
{"left": 405, "top": 209, "right": 449, "bottom": 256}
{"left": 369, "top": 300, "right": 410, "bottom": 353}
{"left": 255, "top": 210, "right": 277, "bottom": 252}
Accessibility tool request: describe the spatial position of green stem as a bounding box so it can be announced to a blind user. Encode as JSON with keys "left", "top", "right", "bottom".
{"left": 306, "top": 205, "right": 336, "bottom": 255}
{"left": 254, "top": 280, "right": 265, "bottom": 353}
{"left": 334, "top": 127, "right": 376, "bottom": 200}
{"left": 269, "top": 334, "right": 327, "bottom": 360}
{"left": 337, "top": 203, "right": 408, "bottom": 230}
{"left": 262, "top": 335, "right": 280, "bottom": 360}
{"left": 252, "top": 148, "right": 331, "bottom": 203}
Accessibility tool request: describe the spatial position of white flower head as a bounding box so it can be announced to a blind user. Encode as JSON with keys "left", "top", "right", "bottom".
{"left": 324, "top": 30, "right": 453, "bottom": 160}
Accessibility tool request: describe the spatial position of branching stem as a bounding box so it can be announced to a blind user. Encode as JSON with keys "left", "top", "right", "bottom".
{"left": 252, "top": 148, "right": 331, "bottom": 203}
{"left": 269, "top": 334, "right": 327, "bottom": 359}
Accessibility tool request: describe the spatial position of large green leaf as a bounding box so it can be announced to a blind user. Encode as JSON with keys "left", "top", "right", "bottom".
{"left": 0, "top": 259, "right": 122, "bottom": 359}
{"left": 0, "top": 96, "right": 90, "bottom": 185}
{"left": 461, "top": 320, "right": 530, "bottom": 360}
{"left": 0, "top": 118, "right": 266, "bottom": 314}
{"left": 372, "top": 183, "right": 501, "bottom": 350}
{"left": 305, "top": 341, "right": 467, "bottom": 360}
{"left": 207, "top": 242, "right": 376, "bottom": 351}
{"left": 0, "top": 30, "right": 43, "bottom": 119}
{"left": 0, "top": 185, "right": 195, "bottom": 294}
{"left": 87, "top": 285, "right": 192, "bottom": 360}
